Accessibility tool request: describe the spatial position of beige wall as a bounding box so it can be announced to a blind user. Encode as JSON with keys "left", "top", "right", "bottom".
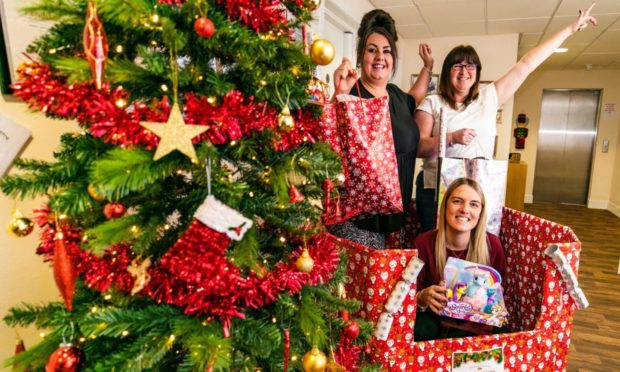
{"left": 0, "top": 95, "right": 80, "bottom": 361}
{"left": 512, "top": 70, "right": 620, "bottom": 212}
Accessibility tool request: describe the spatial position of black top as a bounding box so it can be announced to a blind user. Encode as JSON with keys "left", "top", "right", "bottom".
{"left": 350, "top": 81, "right": 419, "bottom": 233}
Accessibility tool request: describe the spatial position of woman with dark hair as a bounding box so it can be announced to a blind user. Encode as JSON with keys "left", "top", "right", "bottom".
{"left": 328, "top": 9, "right": 434, "bottom": 249}
{"left": 414, "top": 177, "right": 506, "bottom": 340}
{"left": 415, "top": 4, "right": 598, "bottom": 232}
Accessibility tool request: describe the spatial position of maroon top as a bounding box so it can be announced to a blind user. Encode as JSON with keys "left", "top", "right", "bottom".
{"left": 414, "top": 230, "right": 507, "bottom": 291}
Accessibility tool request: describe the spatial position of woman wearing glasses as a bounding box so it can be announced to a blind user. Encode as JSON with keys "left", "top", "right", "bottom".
{"left": 414, "top": 3, "right": 597, "bottom": 232}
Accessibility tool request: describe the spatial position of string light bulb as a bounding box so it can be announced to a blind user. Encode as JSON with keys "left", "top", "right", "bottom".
{"left": 115, "top": 98, "right": 127, "bottom": 108}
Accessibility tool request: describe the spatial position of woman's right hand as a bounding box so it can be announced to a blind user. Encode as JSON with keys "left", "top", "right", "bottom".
{"left": 450, "top": 128, "right": 478, "bottom": 146}
{"left": 418, "top": 284, "right": 448, "bottom": 315}
{"left": 333, "top": 57, "right": 357, "bottom": 96}
{"left": 571, "top": 3, "right": 597, "bottom": 33}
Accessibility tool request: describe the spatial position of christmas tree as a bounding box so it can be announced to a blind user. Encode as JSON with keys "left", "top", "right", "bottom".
{"left": 1, "top": 0, "right": 377, "bottom": 370}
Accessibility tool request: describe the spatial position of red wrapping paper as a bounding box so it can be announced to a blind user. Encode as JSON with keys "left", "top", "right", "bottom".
{"left": 319, "top": 95, "right": 403, "bottom": 223}
{"left": 338, "top": 207, "right": 581, "bottom": 371}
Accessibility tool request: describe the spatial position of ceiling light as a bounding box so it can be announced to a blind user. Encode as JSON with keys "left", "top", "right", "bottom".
{"left": 554, "top": 47, "right": 568, "bottom": 53}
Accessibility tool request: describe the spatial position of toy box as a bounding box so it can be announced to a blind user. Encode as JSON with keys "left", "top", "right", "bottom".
{"left": 339, "top": 207, "right": 585, "bottom": 371}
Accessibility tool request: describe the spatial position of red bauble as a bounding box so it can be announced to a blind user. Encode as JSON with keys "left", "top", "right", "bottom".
{"left": 343, "top": 320, "right": 360, "bottom": 340}
{"left": 103, "top": 203, "right": 126, "bottom": 219}
{"left": 194, "top": 17, "right": 215, "bottom": 38}
{"left": 45, "top": 343, "right": 84, "bottom": 372}
{"left": 53, "top": 235, "right": 77, "bottom": 312}
{"left": 13, "top": 339, "right": 26, "bottom": 370}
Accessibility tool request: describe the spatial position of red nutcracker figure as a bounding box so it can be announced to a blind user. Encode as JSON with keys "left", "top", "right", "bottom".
{"left": 514, "top": 113, "right": 529, "bottom": 149}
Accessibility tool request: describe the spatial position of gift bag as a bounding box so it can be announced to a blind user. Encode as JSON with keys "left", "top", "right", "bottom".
{"left": 438, "top": 158, "right": 507, "bottom": 235}
{"left": 319, "top": 93, "right": 403, "bottom": 223}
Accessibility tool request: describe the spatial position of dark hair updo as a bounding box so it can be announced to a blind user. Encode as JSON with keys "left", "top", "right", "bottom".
{"left": 356, "top": 9, "right": 399, "bottom": 72}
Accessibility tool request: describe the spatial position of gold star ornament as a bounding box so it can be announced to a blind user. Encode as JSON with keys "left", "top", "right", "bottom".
{"left": 140, "top": 104, "right": 208, "bottom": 162}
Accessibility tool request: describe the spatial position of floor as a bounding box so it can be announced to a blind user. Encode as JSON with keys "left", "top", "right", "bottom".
{"left": 523, "top": 203, "right": 620, "bottom": 371}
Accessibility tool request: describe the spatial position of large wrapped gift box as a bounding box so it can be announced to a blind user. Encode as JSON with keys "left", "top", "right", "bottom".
{"left": 338, "top": 208, "right": 583, "bottom": 371}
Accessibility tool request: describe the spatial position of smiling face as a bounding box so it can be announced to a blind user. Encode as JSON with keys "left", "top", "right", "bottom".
{"left": 450, "top": 59, "right": 477, "bottom": 100}
{"left": 445, "top": 184, "right": 482, "bottom": 234}
{"left": 360, "top": 32, "right": 393, "bottom": 86}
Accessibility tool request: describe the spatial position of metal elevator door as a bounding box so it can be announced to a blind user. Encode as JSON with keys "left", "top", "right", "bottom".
{"left": 533, "top": 90, "right": 599, "bottom": 205}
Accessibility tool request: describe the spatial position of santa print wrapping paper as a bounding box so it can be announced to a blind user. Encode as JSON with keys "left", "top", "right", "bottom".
{"left": 337, "top": 207, "right": 583, "bottom": 371}
{"left": 319, "top": 95, "right": 403, "bottom": 221}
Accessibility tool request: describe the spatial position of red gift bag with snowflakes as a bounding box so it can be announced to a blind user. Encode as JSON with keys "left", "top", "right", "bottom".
{"left": 319, "top": 93, "right": 403, "bottom": 223}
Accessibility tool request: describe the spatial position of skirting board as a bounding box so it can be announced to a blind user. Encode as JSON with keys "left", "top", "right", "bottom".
{"left": 609, "top": 201, "right": 620, "bottom": 218}
{"left": 588, "top": 199, "right": 608, "bottom": 210}
{"left": 524, "top": 196, "right": 616, "bottom": 215}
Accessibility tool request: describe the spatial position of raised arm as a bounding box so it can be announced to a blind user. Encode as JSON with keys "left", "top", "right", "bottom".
{"left": 494, "top": 3, "right": 597, "bottom": 105}
{"left": 408, "top": 43, "right": 434, "bottom": 105}
{"left": 416, "top": 110, "right": 439, "bottom": 157}
{"left": 332, "top": 57, "right": 358, "bottom": 97}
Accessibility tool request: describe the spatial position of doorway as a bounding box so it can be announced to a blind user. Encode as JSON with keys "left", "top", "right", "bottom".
{"left": 533, "top": 89, "right": 600, "bottom": 205}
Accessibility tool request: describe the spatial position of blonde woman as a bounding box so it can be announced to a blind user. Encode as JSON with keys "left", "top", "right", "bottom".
{"left": 414, "top": 178, "right": 506, "bottom": 340}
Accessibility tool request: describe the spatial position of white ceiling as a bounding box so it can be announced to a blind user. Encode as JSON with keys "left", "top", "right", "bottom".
{"left": 368, "top": 0, "right": 620, "bottom": 70}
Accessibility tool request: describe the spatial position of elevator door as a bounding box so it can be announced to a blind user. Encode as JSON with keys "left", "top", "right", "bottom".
{"left": 533, "top": 90, "right": 599, "bottom": 205}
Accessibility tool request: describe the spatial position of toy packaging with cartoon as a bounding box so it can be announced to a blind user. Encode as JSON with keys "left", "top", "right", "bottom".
{"left": 441, "top": 257, "right": 508, "bottom": 327}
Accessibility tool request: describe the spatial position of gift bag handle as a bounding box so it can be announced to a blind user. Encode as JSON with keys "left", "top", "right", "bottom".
{"left": 435, "top": 108, "right": 447, "bottom": 204}
{"left": 333, "top": 72, "right": 364, "bottom": 151}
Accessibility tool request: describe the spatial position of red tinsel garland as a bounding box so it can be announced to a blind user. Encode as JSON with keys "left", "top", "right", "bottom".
{"left": 157, "top": 0, "right": 187, "bottom": 5}
{"left": 155, "top": 1, "right": 310, "bottom": 33}
{"left": 334, "top": 335, "right": 362, "bottom": 372}
{"left": 34, "top": 209, "right": 339, "bottom": 326}
{"left": 216, "top": 0, "right": 287, "bottom": 33}
{"left": 12, "top": 62, "right": 317, "bottom": 151}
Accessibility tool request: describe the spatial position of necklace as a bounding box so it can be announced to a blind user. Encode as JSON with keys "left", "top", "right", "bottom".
{"left": 449, "top": 248, "right": 468, "bottom": 260}
{"left": 446, "top": 239, "right": 470, "bottom": 260}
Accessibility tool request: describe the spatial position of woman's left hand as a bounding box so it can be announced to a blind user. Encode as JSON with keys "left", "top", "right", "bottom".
{"left": 419, "top": 43, "right": 434, "bottom": 71}
{"left": 572, "top": 3, "right": 597, "bottom": 33}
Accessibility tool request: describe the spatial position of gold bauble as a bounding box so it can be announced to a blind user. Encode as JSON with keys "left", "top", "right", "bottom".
{"left": 305, "top": 0, "right": 322, "bottom": 11}
{"left": 277, "top": 107, "right": 295, "bottom": 132}
{"left": 301, "top": 346, "right": 327, "bottom": 372}
{"left": 310, "top": 39, "right": 335, "bottom": 66}
{"left": 325, "top": 349, "right": 345, "bottom": 372}
{"left": 334, "top": 173, "right": 346, "bottom": 186}
{"left": 87, "top": 183, "right": 106, "bottom": 201}
{"left": 295, "top": 249, "right": 314, "bottom": 273}
{"left": 336, "top": 282, "right": 347, "bottom": 299}
{"left": 7, "top": 216, "right": 34, "bottom": 237}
